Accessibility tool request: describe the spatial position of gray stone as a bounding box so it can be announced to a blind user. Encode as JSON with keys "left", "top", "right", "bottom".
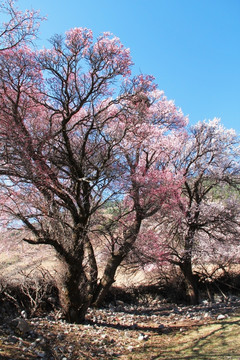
{"left": 16, "top": 318, "right": 31, "bottom": 335}
{"left": 35, "top": 351, "right": 46, "bottom": 358}
{"left": 138, "top": 333, "right": 149, "bottom": 341}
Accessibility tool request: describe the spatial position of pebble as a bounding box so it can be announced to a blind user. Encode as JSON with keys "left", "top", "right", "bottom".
{"left": 35, "top": 351, "right": 46, "bottom": 358}
{"left": 138, "top": 333, "right": 149, "bottom": 341}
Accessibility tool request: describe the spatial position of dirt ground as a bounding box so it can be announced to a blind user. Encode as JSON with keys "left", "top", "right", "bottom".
{"left": 1, "top": 299, "right": 240, "bottom": 359}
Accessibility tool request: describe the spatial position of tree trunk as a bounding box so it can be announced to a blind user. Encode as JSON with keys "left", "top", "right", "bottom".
{"left": 180, "top": 260, "right": 199, "bottom": 305}
{"left": 84, "top": 235, "right": 98, "bottom": 294}
{"left": 58, "top": 261, "right": 93, "bottom": 323}
{"left": 92, "top": 254, "right": 123, "bottom": 307}
{"left": 180, "top": 222, "right": 199, "bottom": 305}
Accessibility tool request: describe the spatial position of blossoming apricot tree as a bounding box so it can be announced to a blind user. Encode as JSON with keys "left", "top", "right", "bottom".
{"left": 0, "top": 24, "right": 188, "bottom": 322}
{"left": 135, "top": 119, "right": 240, "bottom": 304}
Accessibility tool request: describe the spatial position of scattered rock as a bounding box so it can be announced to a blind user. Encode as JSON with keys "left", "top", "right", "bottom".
{"left": 0, "top": 297, "right": 240, "bottom": 359}
{"left": 35, "top": 351, "right": 46, "bottom": 358}
{"left": 16, "top": 318, "right": 31, "bottom": 335}
{"left": 138, "top": 333, "right": 149, "bottom": 341}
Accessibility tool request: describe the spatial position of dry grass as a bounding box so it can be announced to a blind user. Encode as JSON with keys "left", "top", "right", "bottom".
{"left": 0, "top": 234, "right": 59, "bottom": 277}
{"left": 0, "top": 232, "right": 159, "bottom": 288}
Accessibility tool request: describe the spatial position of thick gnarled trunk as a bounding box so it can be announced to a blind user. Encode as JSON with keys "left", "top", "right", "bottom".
{"left": 180, "top": 259, "right": 199, "bottom": 305}
{"left": 55, "top": 214, "right": 142, "bottom": 320}
{"left": 179, "top": 224, "right": 199, "bottom": 305}
{"left": 58, "top": 262, "right": 93, "bottom": 323}
{"left": 58, "top": 253, "right": 121, "bottom": 321}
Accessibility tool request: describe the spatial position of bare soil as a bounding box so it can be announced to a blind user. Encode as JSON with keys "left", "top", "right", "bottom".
{"left": 0, "top": 300, "right": 240, "bottom": 359}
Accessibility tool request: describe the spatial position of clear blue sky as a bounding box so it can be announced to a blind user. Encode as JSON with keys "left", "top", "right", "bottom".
{"left": 14, "top": 0, "right": 240, "bottom": 133}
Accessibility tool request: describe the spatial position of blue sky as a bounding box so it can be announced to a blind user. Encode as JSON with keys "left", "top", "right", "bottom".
{"left": 13, "top": 1, "right": 240, "bottom": 133}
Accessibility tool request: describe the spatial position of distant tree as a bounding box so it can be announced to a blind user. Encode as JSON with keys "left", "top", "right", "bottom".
{"left": 0, "top": 27, "right": 187, "bottom": 322}
{"left": 136, "top": 119, "right": 240, "bottom": 304}
{"left": 0, "top": 0, "right": 43, "bottom": 50}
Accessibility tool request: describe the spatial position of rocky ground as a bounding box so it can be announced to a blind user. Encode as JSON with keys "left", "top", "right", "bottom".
{"left": 1, "top": 296, "right": 240, "bottom": 360}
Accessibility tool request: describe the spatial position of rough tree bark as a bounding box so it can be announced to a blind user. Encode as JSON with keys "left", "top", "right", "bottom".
{"left": 179, "top": 259, "right": 199, "bottom": 305}
{"left": 179, "top": 224, "right": 199, "bottom": 305}
{"left": 59, "top": 261, "right": 92, "bottom": 323}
